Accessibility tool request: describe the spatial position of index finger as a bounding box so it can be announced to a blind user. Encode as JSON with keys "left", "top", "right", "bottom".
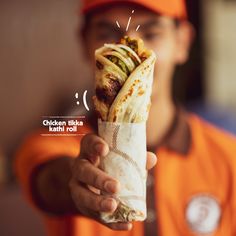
{"left": 80, "top": 133, "right": 109, "bottom": 158}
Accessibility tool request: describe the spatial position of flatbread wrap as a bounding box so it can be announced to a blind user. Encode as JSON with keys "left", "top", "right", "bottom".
{"left": 93, "top": 36, "right": 156, "bottom": 223}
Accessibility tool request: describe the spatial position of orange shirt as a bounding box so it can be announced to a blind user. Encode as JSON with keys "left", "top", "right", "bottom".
{"left": 14, "top": 114, "right": 236, "bottom": 236}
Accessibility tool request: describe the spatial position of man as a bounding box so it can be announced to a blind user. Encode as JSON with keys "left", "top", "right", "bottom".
{"left": 15, "top": 0, "right": 236, "bottom": 235}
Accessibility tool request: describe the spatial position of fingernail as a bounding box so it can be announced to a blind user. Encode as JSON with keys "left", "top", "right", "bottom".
{"left": 101, "top": 198, "right": 117, "bottom": 212}
{"left": 104, "top": 180, "right": 120, "bottom": 193}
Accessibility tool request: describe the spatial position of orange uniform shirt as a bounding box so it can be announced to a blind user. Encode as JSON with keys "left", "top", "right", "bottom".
{"left": 14, "top": 114, "right": 236, "bottom": 236}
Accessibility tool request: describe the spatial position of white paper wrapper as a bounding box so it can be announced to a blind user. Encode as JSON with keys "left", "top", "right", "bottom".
{"left": 98, "top": 119, "right": 147, "bottom": 223}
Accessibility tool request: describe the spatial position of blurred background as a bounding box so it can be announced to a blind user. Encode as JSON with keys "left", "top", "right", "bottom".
{"left": 0, "top": 0, "right": 235, "bottom": 235}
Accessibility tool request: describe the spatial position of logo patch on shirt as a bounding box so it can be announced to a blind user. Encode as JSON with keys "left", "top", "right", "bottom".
{"left": 185, "top": 194, "right": 221, "bottom": 234}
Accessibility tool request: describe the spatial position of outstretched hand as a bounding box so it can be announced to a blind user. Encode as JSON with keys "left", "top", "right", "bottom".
{"left": 69, "top": 133, "right": 157, "bottom": 230}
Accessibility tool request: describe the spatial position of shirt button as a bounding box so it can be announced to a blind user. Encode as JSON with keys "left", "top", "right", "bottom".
{"left": 146, "top": 209, "right": 156, "bottom": 223}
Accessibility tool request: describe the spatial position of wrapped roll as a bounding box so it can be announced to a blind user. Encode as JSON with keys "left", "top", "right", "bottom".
{"left": 93, "top": 36, "right": 156, "bottom": 223}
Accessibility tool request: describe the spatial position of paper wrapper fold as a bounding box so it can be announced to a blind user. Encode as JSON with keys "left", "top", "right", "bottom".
{"left": 98, "top": 119, "right": 147, "bottom": 223}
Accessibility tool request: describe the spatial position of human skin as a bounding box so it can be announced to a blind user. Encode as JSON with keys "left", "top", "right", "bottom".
{"left": 32, "top": 4, "right": 193, "bottom": 231}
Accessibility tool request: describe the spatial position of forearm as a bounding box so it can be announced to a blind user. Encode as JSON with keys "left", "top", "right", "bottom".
{"left": 30, "top": 157, "right": 79, "bottom": 215}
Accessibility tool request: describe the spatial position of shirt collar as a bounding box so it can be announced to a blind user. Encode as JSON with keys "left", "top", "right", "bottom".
{"left": 148, "top": 107, "right": 191, "bottom": 156}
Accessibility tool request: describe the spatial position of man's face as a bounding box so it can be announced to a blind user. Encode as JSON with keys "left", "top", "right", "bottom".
{"left": 83, "top": 5, "right": 190, "bottom": 99}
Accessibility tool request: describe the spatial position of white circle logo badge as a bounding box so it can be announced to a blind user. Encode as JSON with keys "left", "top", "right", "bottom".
{"left": 186, "top": 194, "right": 221, "bottom": 234}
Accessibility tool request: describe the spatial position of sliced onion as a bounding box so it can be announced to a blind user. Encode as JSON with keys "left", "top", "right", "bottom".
{"left": 102, "top": 50, "right": 135, "bottom": 73}
{"left": 117, "top": 44, "right": 141, "bottom": 64}
{"left": 104, "top": 44, "right": 136, "bottom": 69}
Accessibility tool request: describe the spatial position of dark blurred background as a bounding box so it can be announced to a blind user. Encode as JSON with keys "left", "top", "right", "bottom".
{"left": 174, "top": 0, "right": 203, "bottom": 102}
{"left": 0, "top": 0, "right": 236, "bottom": 235}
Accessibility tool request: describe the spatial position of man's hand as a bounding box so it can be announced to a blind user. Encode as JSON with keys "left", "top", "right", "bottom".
{"left": 69, "top": 133, "right": 157, "bottom": 231}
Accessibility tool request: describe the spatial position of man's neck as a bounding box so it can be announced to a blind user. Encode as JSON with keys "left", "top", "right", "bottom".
{"left": 146, "top": 97, "right": 176, "bottom": 148}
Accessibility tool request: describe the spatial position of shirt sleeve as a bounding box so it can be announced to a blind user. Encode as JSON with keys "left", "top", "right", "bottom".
{"left": 14, "top": 126, "right": 91, "bottom": 209}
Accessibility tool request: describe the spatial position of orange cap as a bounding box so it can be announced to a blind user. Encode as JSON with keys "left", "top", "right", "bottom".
{"left": 81, "top": 0, "right": 187, "bottom": 19}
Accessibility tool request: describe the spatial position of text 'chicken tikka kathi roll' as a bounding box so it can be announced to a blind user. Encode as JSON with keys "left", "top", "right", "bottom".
{"left": 93, "top": 36, "right": 156, "bottom": 223}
